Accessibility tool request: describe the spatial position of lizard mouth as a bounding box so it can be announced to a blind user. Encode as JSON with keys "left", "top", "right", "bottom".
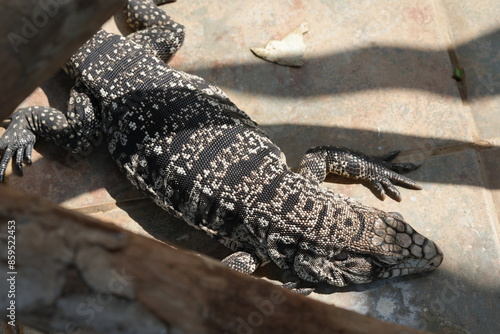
{"left": 322, "top": 239, "right": 443, "bottom": 286}
{"left": 375, "top": 241, "right": 443, "bottom": 279}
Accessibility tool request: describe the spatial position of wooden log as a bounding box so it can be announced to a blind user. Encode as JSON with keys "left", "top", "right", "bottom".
{"left": 0, "top": 185, "right": 432, "bottom": 334}
{"left": 0, "top": 0, "right": 126, "bottom": 120}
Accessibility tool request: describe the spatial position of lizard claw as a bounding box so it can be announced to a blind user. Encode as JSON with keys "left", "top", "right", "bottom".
{"left": 380, "top": 150, "right": 422, "bottom": 174}
{"left": 380, "top": 150, "right": 400, "bottom": 162}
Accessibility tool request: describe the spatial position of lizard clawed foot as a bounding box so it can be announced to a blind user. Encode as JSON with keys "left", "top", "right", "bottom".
{"left": 298, "top": 146, "right": 422, "bottom": 201}
{"left": 367, "top": 150, "right": 422, "bottom": 202}
{"left": 281, "top": 281, "right": 314, "bottom": 295}
{"left": 0, "top": 113, "right": 37, "bottom": 183}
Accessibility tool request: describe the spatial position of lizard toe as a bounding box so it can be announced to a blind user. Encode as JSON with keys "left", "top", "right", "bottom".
{"left": 15, "top": 148, "right": 25, "bottom": 175}
{"left": 0, "top": 148, "right": 14, "bottom": 182}
{"left": 380, "top": 178, "right": 402, "bottom": 202}
{"left": 24, "top": 143, "right": 34, "bottom": 165}
{"left": 369, "top": 179, "right": 387, "bottom": 200}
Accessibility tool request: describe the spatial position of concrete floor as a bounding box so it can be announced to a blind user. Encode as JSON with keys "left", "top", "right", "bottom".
{"left": 2, "top": 0, "right": 499, "bottom": 333}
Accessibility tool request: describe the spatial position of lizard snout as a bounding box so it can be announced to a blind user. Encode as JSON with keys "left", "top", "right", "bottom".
{"left": 376, "top": 239, "right": 443, "bottom": 279}
{"left": 370, "top": 214, "right": 443, "bottom": 279}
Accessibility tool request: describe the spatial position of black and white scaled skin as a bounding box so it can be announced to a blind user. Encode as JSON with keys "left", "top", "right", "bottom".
{"left": 0, "top": 0, "right": 443, "bottom": 289}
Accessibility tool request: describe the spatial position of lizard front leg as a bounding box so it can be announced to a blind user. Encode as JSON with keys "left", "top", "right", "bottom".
{"left": 222, "top": 251, "right": 261, "bottom": 275}
{"left": 297, "top": 146, "right": 421, "bottom": 201}
{"left": 124, "top": 0, "right": 185, "bottom": 63}
{"left": 0, "top": 80, "right": 101, "bottom": 182}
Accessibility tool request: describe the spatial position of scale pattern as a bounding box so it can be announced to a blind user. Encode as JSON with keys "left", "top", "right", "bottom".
{"left": 0, "top": 0, "right": 443, "bottom": 287}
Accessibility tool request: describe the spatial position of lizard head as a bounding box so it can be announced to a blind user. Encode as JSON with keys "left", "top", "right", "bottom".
{"left": 293, "top": 212, "right": 443, "bottom": 287}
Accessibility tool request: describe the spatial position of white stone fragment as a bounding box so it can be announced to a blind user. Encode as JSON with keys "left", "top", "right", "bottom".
{"left": 250, "top": 23, "right": 309, "bottom": 67}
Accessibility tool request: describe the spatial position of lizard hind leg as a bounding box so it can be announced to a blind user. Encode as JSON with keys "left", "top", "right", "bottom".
{"left": 222, "top": 251, "right": 261, "bottom": 275}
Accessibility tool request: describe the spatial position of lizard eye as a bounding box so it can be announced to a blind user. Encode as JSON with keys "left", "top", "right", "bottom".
{"left": 333, "top": 250, "right": 348, "bottom": 261}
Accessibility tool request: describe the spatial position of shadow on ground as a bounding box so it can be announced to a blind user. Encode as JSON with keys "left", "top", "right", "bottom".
{"left": 184, "top": 29, "right": 499, "bottom": 101}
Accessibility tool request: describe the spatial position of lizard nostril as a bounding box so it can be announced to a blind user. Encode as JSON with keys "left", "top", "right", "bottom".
{"left": 334, "top": 251, "right": 348, "bottom": 261}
